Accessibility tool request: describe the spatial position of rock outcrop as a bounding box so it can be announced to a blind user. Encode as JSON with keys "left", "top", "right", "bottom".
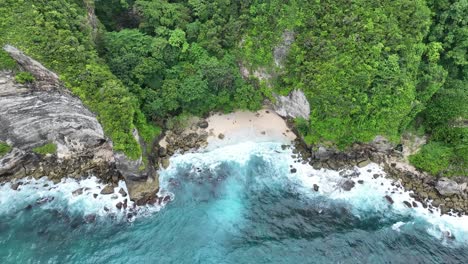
{"left": 0, "top": 45, "right": 158, "bottom": 204}
{"left": 273, "top": 90, "right": 310, "bottom": 120}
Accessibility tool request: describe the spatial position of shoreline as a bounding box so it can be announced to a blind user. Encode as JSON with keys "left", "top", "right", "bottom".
{"left": 155, "top": 108, "right": 468, "bottom": 217}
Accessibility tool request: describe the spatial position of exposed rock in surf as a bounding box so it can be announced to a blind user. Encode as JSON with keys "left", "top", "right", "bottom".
{"left": 218, "top": 133, "right": 225, "bottom": 140}
{"left": 100, "top": 185, "right": 114, "bottom": 195}
{"left": 72, "top": 188, "right": 83, "bottom": 196}
{"left": 118, "top": 188, "right": 127, "bottom": 197}
{"left": 10, "top": 182, "right": 20, "bottom": 190}
{"left": 290, "top": 168, "right": 297, "bottom": 173}
{"left": 313, "top": 184, "right": 319, "bottom": 192}
{"left": 403, "top": 201, "right": 412, "bottom": 208}
{"left": 357, "top": 180, "right": 364, "bottom": 184}
{"left": 341, "top": 179, "right": 356, "bottom": 191}
{"left": 385, "top": 195, "right": 394, "bottom": 204}
{"left": 116, "top": 202, "right": 123, "bottom": 210}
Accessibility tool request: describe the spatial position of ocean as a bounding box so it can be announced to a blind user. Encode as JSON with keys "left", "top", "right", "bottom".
{"left": 1, "top": 142, "right": 467, "bottom": 263}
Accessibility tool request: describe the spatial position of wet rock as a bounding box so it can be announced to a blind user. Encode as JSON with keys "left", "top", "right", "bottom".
{"left": 103, "top": 206, "right": 109, "bottom": 212}
{"left": 84, "top": 214, "right": 96, "bottom": 223}
{"left": 412, "top": 201, "right": 418, "bottom": 208}
{"left": 385, "top": 195, "right": 394, "bottom": 204}
{"left": 357, "top": 159, "right": 371, "bottom": 168}
{"left": 36, "top": 196, "right": 54, "bottom": 205}
{"left": 357, "top": 180, "right": 364, "bottom": 184}
{"left": 115, "top": 202, "right": 122, "bottom": 210}
{"left": 313, "top": 184, "right": 319, "bottom": 192}
{"left": 10, "top": 182, "right": 20, "bottom": 190}
{"left": 403, "top": 201, "right": 412, "bottom": 208}
{"left": 93, "top": 193, "right": 98, "bottom": 199}
{"left": 100, "top": 185, "right": 114, "bottom": 195}
{"left": 72, "top": 188, "right": 83, "bottom": 196}
{"left": 163, "top": 195, "right": 171, "bottom": 203}
{"left": 218, "top": 133, "right": 225, "bottom": 140}
{"left": 118, "top": 188, "right": 127, "bottom": 197}
{"left": 290, "top": 168, "right": 297, "bottom": 173}
{"left": 341, "top": 180, "right": 355, "bottom": 191}
{"left": 123, "top": 199, "right": 128, "bottom": 209}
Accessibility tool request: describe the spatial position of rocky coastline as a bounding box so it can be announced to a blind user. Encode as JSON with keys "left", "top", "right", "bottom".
{"left": 154, "top": 111, "right": 468, "bottom": 217}
{"left": 0, "top": 45, "right": 159, "bottom": 206}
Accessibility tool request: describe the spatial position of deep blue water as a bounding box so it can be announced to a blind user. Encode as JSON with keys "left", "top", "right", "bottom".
{"left": 1, "top": 142, "right": 467, "bottom": 263}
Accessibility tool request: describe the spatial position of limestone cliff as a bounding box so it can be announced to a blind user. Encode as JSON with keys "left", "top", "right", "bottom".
{"left": 0, "top": 45, "right": 158, "bottom": 204}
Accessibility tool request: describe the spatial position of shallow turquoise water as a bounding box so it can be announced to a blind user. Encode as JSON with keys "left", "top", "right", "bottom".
{"left": 1, "top": 142, "right": 467, "bottom": 263}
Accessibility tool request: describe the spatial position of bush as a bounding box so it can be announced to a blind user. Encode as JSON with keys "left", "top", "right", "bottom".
{"left": 15, "top": 72, "right": 35, "bottom": 84}
{"left": 0, "top": 142, "right": 12, "bottom": 157}
{"left": 409, "top": 142, "right": 454, "bottom": 175}
{"left": 32, "top": 143, "right": 57, "bottom": 155}
{"left": 0, "top": 50, "right": 16, "bottom": 70}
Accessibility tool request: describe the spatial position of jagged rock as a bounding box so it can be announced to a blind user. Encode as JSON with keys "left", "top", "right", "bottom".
{"left": 313, "top": 184, "right": 319, "bottom": 192}
{"left": 72, "top": 188, "right": 83, "bottom": 196}
{"left": 273, "top": 90, "right": 310, "bottom": 120}
{"left": 100, "top": 185, "right": 114, "bottom": 195}
{"left": 385, "top": 195, "right": 394, "bottom": 204}
{"left": 403, "top": 201, "right": 412, "bottom": 208}
{"left": 436, "top": 178, "right": 467, "bottom": 197}
{"left": 118, "top": 188, "right": 127, "bottom": 197}
{"left": 341, "top": 179, "right": 355, "bottom": 191}
{"left": 126, "top": 175, "right": 159, "bottom": 204}
{"left": 10, "top": 182, "right": 20, "bottom": 190}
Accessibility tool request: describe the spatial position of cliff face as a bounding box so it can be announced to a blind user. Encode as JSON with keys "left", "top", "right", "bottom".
{"left": 0, "top": 46, "right": 158, "bottom": 204}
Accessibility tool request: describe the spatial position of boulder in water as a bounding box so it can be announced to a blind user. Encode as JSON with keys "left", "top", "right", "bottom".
{"left": 341, "top": 180, "right": 355, "bottom": 191}
{"left": 118, "top": 188, "right": 127, "bottom": 197}
{"left": 385, "top": 195, "right": 394, "bottom": 204}
{"left": 72, "top": 188, "right": 83, "bottom": 196}
{"left": 313, "top": 184, "right": 319, "bottom": 192}
{"left": 100, "top": 185, "right": 114, "bottom": 195}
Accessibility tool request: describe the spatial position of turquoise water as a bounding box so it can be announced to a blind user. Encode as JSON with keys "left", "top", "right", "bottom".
{"left": 1, "top": 142, "right": 468, "bottom": 263}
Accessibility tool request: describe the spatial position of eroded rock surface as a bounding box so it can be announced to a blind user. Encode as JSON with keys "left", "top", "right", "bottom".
{"left": 0, "top": 45, "right": 158, "bottom": 204}
{"left": 273, "top": 90, "right": 310, "bottom": 120}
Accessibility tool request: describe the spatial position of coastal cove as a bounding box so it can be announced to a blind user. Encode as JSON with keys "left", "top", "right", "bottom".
{"left": 1, "top": 110, "right": 468, "bottom": 263}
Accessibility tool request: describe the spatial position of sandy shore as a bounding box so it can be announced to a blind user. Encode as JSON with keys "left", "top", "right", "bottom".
{"left": 205, "top": 109, "right": 296, "bottom": 148}
{"left": 159, "top": 109, "right": 296, "bottom": 150}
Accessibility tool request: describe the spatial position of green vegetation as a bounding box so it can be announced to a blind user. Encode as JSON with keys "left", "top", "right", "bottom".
{"left": 14, "top": 72, "right": 35, "bottom": 84}
{"left": 0, "top": 0, "right": 466, "bottom": 176}
{"left": 409, "top": 142, "right": 455, "bottom": 176}
{"left": 32, "top": 143, "right": 57, "bottom": 155}
{"left": 0, "top": 142, "right": 12, "bottom": 157}
{"left": 0, "top": 50, "right": 16, "bottom": 70}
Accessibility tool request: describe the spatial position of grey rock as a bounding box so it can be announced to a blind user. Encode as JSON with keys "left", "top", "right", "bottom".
{"left": 118, "top": 188, "right": 127, "bottom": 197}
{"left": 100, "top": 185, "right": 114, "bottom": 195}
{"left": 313, "top": 184, "right": 319, "bottom": 192}
{"left": 371, "top": 136, "right": 393, "bottom": 153}
{"left": 72, "top": 188, "right": 83, "bottom": 196}
{"left": 273, "top": 90, "right": 310, "bottom": 120}
{"left": 273, "top": 30, "right": 295, "bottom": 67}
{"left": 436, "top": 178, "right": 467, "bottom": 197}
{"left": 341, "top": 179, "right": 355, "bottom": 191}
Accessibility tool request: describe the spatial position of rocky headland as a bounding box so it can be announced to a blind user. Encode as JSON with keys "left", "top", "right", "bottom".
{"left": 0, "top": 45, "right": 158, "bottom": 206}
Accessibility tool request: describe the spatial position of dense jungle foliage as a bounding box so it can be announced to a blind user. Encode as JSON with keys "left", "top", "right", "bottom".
{"left": 0, "top": 0, "right": 466, "bottom": 175}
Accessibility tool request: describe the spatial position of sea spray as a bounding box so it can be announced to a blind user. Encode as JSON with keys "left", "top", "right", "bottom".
{"left": 1, "top": 141, "right": 467, "bottom": 263}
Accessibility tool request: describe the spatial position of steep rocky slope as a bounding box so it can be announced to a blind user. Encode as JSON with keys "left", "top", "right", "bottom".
{"left": 0, "top": 45, "right": 158, "bottom": 204}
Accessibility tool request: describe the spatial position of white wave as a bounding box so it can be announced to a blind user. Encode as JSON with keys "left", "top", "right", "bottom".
{"left": 161, "top": 141, "right": 468, "bottom": 246}
{"left": 0, "top": 176, "right": 163, "bottom": 222}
